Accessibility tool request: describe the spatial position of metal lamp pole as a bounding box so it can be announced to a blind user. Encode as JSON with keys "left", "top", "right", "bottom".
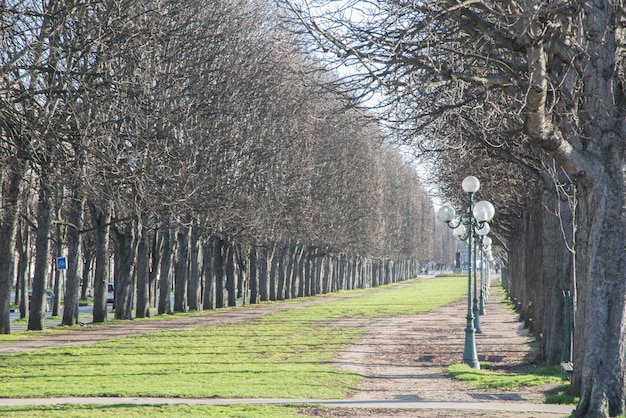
{"left": 473, "top": 222, "right": 490, "bottom": 331}
{"left": 479, "top": 236, "right": 492, "bottom": 315}
{"left": 437, "top": 176, "right": 495, "bottom": 370}
{"left": 463, "top": 180, "right": 480, "bottom": 366}
{"left": 472, "top": 231, "right": 482, "bottom": 333}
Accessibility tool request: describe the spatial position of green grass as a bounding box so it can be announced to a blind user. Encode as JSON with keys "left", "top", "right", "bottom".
{"left": 446, "top": 363, "right": 563, "bottom": 390}
{"left": 264, "top": 276, "right": 469, "bottom": 322}
{"left": 0, "top": 404, "right": 309, "bottom": 417}
{"left": 545, "top": 385, "right": 579, "bottom": 405}
{"left": 0, "top": 277, "right": 467, "bottom": 402}
{"left": 496, "top": 286, "right": 518, "bottom": 314}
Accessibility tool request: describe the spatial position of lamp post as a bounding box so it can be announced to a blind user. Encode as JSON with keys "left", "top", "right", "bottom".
{"left": 437, "top": 176, "right": 495, "bottom": 369}
{"left": 479, "top": 236, "right": 492, "bottom": 315}
{"left": 473, "top": 222, "right": 490, "bottom": 332}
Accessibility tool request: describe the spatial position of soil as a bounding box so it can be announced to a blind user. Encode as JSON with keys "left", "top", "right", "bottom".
{"left": 0, "top": 278, "right": 572, "bottom": 417}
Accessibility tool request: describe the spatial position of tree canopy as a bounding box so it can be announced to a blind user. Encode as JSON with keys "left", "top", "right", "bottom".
{"left": 0, "top": 0, "right": 435, "bottom": 335}
{"left": 281, "top": 1, "right": 626, "bottom": 416}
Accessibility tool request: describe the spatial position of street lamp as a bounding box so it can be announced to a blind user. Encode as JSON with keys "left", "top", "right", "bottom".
{"left": 437, "top": 176, "right": 495, "bottom": 369}
{"left": 479, "top": 236, "right": 493, "bottom": 315}
{"left": 473, "top": 221, "right": 490, "bottom": 333}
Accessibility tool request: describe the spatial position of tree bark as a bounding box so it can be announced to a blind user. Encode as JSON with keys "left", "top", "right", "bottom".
{"left": 135, "top": 214, "right": 151, "bottom": 318}
{"left": 80, "top": 245, "right": 92, "bottom": 301}
{"left": 276, "top": 244, "right": 287, "bottom": 300}
{"left": 573, "top": 172, "right": 626, "bottom": 417}
{"left": 187, "top": 225, "right": 202, "bottom": 310}
{"left": 158, "top": 221, "right": 175, "bottom": 315}
{"left": 539, "top": 174, "right": 574, "bottom": 365}
{"left": 52, "top": 233, "right": 62, "bottom": 316}
{"left": 51, "top": 186, "right": 64, "bottom": 318}
{"left": 258, "top": 246, "right": 269, "bottom": 302}
{"left": 202, "top": 236, "right": 218, "bottom": 310}
{"left": 89, "top": 200, "right": 111, "bottom": 324}
{"left": 113, "top": 221, "right": 137, "bottom": 320}
{"left": 17, "top": 222, "right": 29, "bottom": 319}
{"left": 225, "top": 242, "right": 236, "bottom": 307}
{"left": 173, "top": 225, "right": 190, "bottom": 313}
{"left": 249, "top": 245, "right": 259, "bottom": 304}
{"left": 236, "top": 247, "right": 247, "bottom": 304}
{"left": 214, "top": 237, "right": 225, "bottom": 309}
{"left": 149, "top": 227, "right": 163, "bottom": 308}
{"left": 0, "top": 163, "right": 24, "bottom": 333}
{"left": 269, "top": 244, "right": 278, "bottom": 301}
{"left": 521, "top": 5, "right": 626, "bottom": 414}
{"left": 283, "top": 244, "right": 294, "bottom": 299}
{"left": 28, "top": 180, "right": 53, "bottom": 331}
{"left": 61, "top": 191, "right": 85, "bottom": 326}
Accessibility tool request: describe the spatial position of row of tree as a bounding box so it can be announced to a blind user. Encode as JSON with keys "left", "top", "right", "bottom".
{"left": 281, "top": 0, "right": 626, "bottom": 416}
{"left": 0, "top": 0, "right": 436, "bottom": 334}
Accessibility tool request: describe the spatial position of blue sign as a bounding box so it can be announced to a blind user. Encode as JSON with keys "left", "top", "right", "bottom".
{"left": 56, "top": 257, "right": 67, "bottom": 270}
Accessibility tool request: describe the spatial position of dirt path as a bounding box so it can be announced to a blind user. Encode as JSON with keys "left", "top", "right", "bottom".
{"left": 0, "top": 277, "right": 574, "bottom": 417}
{"left": 311, "top": 284, "right": 572, "bottom": 417}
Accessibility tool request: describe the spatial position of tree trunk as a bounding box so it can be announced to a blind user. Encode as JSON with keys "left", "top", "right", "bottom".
{"left": 149, "top": 227, "right": 163, "bottom": 308}
{"left": 258, "top": 247, "right": 269, "bottom": 302}
{"left": 292, "top": 244, "right": 303, "bottom": 298}
{"left": 572, "top": 171, "right": 626, "bottom": 417}
{"left": 28, "top": 181, "right": 53, "bottom": 331}
{"left": 52, "top": 226, "right": 62, "bottom": 317}
{"left": 269, "top": 244, "right": 278, "bottom": 301}
{"left": 315, "top": 255, "right": 322, "bottom": 294}
{"left": 284, "top": 244, "right": 294, "bottom": 299}
{"left": 225, "top": 242, "right": 236, "bottom": 307}
{"left": 113, "top": 221, "right": 137, "bottom": 320}
{"left": 214, "top": 237, "right": 225, "bottom": 309}
{"left": 135, "top": 214, "right": 151, "bottom": 318}
{"left": 187, "top": 225, "right": 202, "bottom": 310}
{"left": 276, "top": 244, "right": 287, "bottom": 300}
{"left": 173, "top": 225, "right": 190, "bottom": 313}
{"left": 249, "top": 245, "right": 259, "bottom": 304}
{"left": 304, "top": 249, "right": 313, "bottom": 296}
{"left": 236, "top": 247, "right": 247, "bottom": 304}
{"left": 338, "top": 256, "right": 346, "bottom": 291}
{"left": 51, "top": 186, "right": 64, "bottom": 318}
{"left": 158, "top": 222, "right": 175, "bottom": 315}
{"left": 89, "top": 200, "right": 111, "bottom": 323}
{"left": 321, "top": 255, "right": 331, "bottom": 294}
{"left": 80, "top": 246, "right": 92, "bottom": 301}
{"left": 297, "top": 246, "right": 305, "bottom": 297}
{"left": 202, "top": 236, "right": 218, "bottom": 310}
{"left": 520, "top": 5, "right": 626, "bottom": 415}
{"left": 0, "top": 163, "right": 23, "bottom": 333}
{"left": 538, "top": 174, "right": 573, "bottom": 365}
{"left": 17, "top": 222, "right": 29, "bottom": 319}
{"left": 61, "top": 191, "right": 85, "bottom": 326}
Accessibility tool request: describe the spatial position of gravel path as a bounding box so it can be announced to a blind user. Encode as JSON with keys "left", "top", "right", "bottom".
{"left": 315, "top": 284, "right": 573, "bottom": 417}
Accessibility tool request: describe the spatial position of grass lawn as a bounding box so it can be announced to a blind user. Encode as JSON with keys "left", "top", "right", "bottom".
{"left": 0, "top": 404, "right": 309, "bottom": 417}
{"left": 445, "top": 363, "right": 563, "bottom": 389}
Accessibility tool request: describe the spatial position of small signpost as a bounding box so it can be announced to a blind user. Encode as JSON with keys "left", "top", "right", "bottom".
{"left": 56, "top": 257, "right": 67, "bottom": 271}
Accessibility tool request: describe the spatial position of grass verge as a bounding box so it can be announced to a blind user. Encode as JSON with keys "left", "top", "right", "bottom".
{"left": 446, "top": 364, "right": 563, "bottom": 390}
{"left": 0, "top": 404, "right": 307, "bottom": 417}
{"left": 545, "top": 384, "right": 579, "bottom": 405}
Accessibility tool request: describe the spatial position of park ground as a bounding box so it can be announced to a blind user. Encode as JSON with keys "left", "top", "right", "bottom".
{"left": 0, "top": 276, "right": 574, "bottom": 417}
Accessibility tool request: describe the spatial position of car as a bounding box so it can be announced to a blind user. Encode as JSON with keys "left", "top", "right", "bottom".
{"left": 107, "top": 283, "right": 114, "bottom": 303}
{"left": 26, "top": 290, "right": 54, "bottom": 311}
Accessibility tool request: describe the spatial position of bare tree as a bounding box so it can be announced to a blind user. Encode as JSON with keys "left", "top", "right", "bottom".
{"left": 282, "top": 1, "right": 626, "bottom": 414}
